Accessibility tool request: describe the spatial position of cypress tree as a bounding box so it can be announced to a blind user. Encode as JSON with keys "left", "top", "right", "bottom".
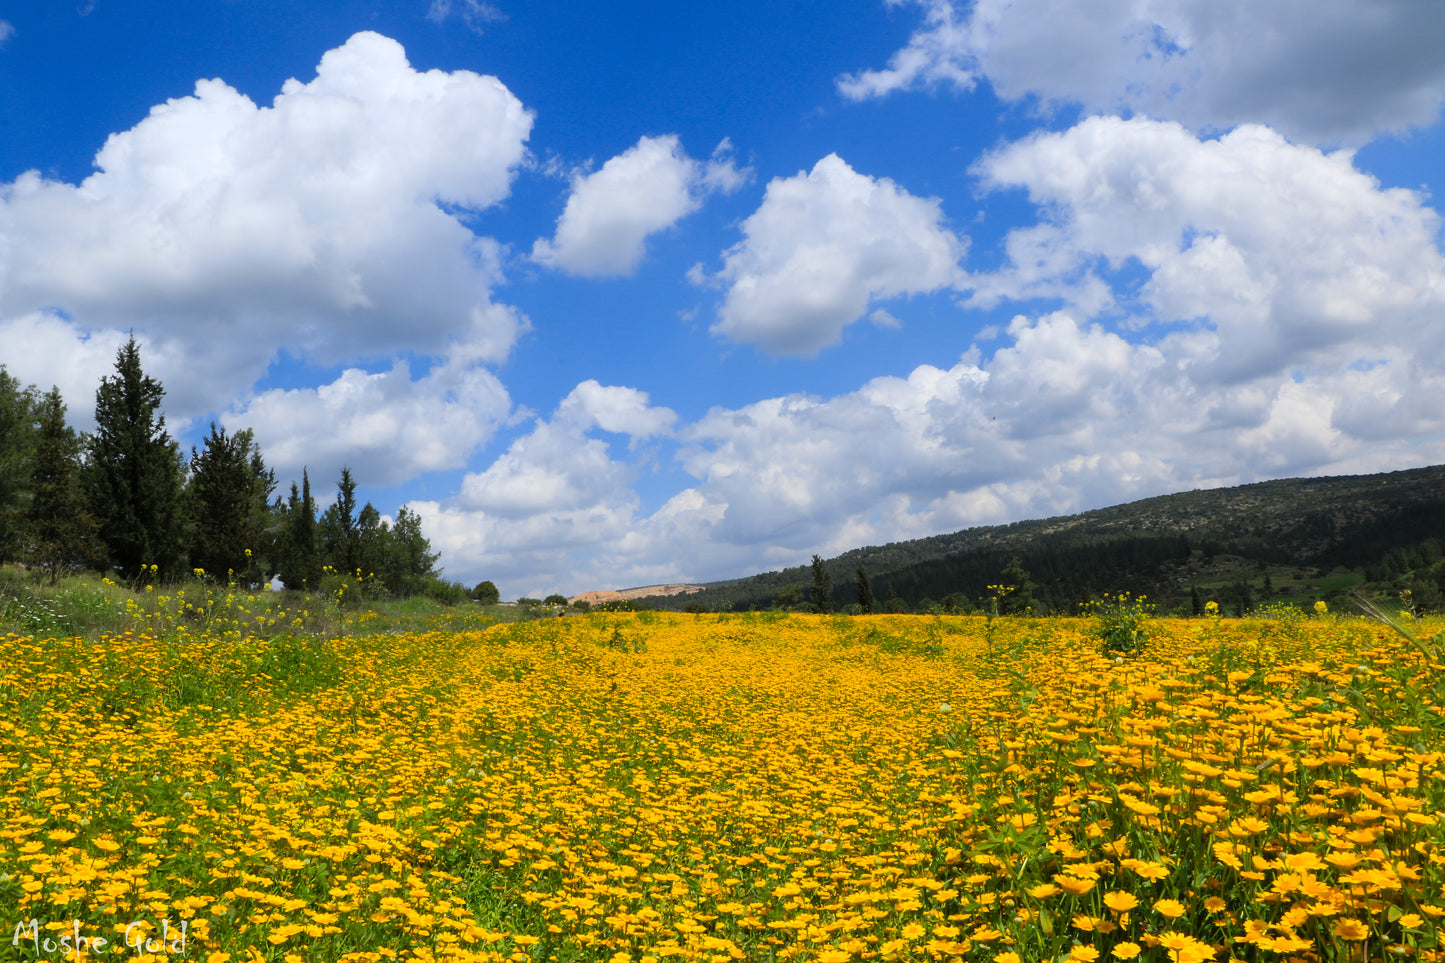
{"left": 319, "top": 467, "right": 360, "bottom": 576}
{"left": 856, "top": 565, "right": 875, "bottom": 614}
{"left": 25, "top": 388, "right": 96, "bottom": 583}
{"left": 86, "top": 337, "right": 185, "bottom": 581}
{"left": 810, "top": 554, "right": 832, "bottom": 614}
{"left": 1000, "top": 556, "right": 1037, "bottom": 615}
{"left": 278, "top": 470, "right": 322, "bottom": 590}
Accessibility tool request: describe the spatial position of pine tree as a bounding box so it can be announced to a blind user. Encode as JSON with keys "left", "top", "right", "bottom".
{"left": 0, "top": 368, "right": 41, "bottom": 563}
{"left": 25, "top": 388, "right": 96, "bottom": 583}
{"left": 381, "top": 506, "right": 440, "bottom": 596}
{"left": 855, "top": 565, "right": 875, "bottom": 614}
{"left": 186, "top": 423, "right": 276, "bottom": 583}
{"left": 810, "top": 554, "right": 832, "bottom": 614}
{"left": 355, "top": 502, "right": 387, "bottom": 583}
{"left": 86, "top": 338, "right": 185, "bottom": 581}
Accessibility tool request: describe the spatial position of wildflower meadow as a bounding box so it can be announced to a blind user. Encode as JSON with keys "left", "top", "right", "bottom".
{"left": 2, "top": 600, "right": 1442, "bottom": 963}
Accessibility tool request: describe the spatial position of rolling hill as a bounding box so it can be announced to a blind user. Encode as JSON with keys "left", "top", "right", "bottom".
{"left": 627, "top": 465, "right": 1445, "bottom": 614}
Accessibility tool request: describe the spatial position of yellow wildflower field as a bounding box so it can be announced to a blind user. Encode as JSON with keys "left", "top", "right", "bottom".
{"left": 1, "top": 610, "right": 1441, "bottom": 962}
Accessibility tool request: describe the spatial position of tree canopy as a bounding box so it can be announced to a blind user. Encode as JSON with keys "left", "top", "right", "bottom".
{"left": 86, "top": 338, "right": 186, "bottom": 581}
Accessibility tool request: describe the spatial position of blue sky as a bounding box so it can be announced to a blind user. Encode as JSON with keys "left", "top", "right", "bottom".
{"left": 3, "top": 1, "right": 1445, "bottom": 597}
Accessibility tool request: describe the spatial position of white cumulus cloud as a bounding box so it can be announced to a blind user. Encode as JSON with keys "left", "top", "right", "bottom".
{"left": 706, "top": 154, "right": 966, "bottom": 356}
{"left": 840, "top": 0, "right": 1445, "bottom": 144}
{"left": 411, "top": 381, "right": 678, "bottom": 595}
{"left": 532, "top": 135, "right": 746, "bottom": 277}
{"left": 968, "top": 116, "right": 1445, "bottom": 392}
{"left": 229, "top": 354, "right": 514, "bottom": 488}
{"left": 0, "top": 31, "right": 533, "bottom": 473}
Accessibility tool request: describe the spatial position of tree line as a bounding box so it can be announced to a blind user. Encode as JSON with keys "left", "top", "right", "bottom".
{"left": 0, "top": 338, "right": 454, "bottom": 598}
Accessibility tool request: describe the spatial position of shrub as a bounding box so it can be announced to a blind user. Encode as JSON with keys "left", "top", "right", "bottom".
{"left": 1085, "top": 591, "right": 1154, "bottom": 655}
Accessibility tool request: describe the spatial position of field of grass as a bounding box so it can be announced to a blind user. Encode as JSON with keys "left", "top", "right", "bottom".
{"left": 2, "top": 602, "right": 1442, "bottom": 962}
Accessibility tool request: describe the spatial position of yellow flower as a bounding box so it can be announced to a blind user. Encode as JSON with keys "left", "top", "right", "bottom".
{"left": 994, "top": 954, "right": 1022, "bottom": 963}
{"left": 1228, "top": 816, "right": 1269, "bottom": 836}
{"left": 267, "top": 924, "right": 305, "bottom": 944}
{"left": 1103, "top": 891, "right": 1139, "bottom": 914}
{"left": 1030, "top": 883, "right": 1062, "bottom": 899}
{"left": 1056, "top": 876, "right": 1096, "bottom": 896}
{"left": 1153, "top": 899, "right": 1186, "bottom": 919}
{"left": 1112, "top": 944, "right": 1141, "bottom": 960}
{"left": 1333, "top": 919, "right": 1370, "bottom": 941}
{"left": 1069, "top": 947, "right": 1100, "bottom": 962}
{"left": 901, "top": 923, "right": 926, "bottom": 941}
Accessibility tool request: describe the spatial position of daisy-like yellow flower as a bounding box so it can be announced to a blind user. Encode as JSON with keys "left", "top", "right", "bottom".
{"left": 1056, "top": 876, "right": 1096, "bottom": 896}
{"left": 816, "top": 950, "right": 851, "bottom": 963}
{"left": 1153, "top": 898, "right": 1186, "bottom": 919}
{"left": 900, "top": 923, "right": 926, "bottom": 941}
{"left": 994, "top": 953, "right": 1022, "bottom": 963}
{"left": 267, "top": 924, "right": 305, "bottom": 945}
{"left": 1123, "top": 859, "right": 1171, "bottom": 881}
{"left": 1282, "top": 852, "right": 1324, "bottom": 872}
{"left": 1333, "top": 916, "right": 1371, "bottom": 940}
{"left": 1030, "top": 883, "right": 1062, "bottom": 899}
{"left": 1228, "top": 816, "right": 1269, "bottom": 836}
{"left": 1069, "top": 947, "right": 1101, "bottom": 962}
{"left": 1112, "top": 943, "right": 1142, "bottom": 960}
{"left": 1103, "top": 891, "right": 1139, "bottom": 914}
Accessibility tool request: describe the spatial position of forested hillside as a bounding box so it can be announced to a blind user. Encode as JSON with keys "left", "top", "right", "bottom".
{"left": 639, "top": 466, "right": 1445, "bottom": 614}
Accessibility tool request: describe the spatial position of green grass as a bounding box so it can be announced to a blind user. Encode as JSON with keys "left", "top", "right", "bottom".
{"left": 0, "top": 564, "right": 537, "bottom": 642}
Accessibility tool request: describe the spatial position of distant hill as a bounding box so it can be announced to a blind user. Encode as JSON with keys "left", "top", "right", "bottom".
{"left": 570, "top": 584, "right": 703, "bottom": 605}
{"left": 633, "top": 465, "right": 1445, "bottom": 614}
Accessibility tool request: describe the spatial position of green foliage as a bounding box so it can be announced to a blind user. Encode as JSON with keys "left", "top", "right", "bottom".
{"left": 810, "top": 554, "right": 832, "bottom": 614}
{"left": 999, "top": 556, "right": 1038, "bottom": 614}
{"left": 0, "top": 570, "right": 130, "bottom": 638}
{"left": 1353, "top": 589, "right": 1445, "bottom": 664}
{"left": 24, "top": 387, "right": 96, "bottom": 583}
{"left": 855, "top": 565, "right": 874, "bottom": 614}
{"left": 276, "top": 470, "right": 322, "bottom": 590}
{"left": 318, "top": 466, "right": 362, "bottom": 576}
{"left": 186, "top": 423, "right": 275, "bottom": 585}
{"left": 543, "top": 593, "right": 568, "bottom": 606}
{"left": 0, "top": 367, "right": 40, "bottom": 564}
{"left": 378, "top": 506, "right": 441, "bottom": 596}
{"left": 471, "top": 580, "right": 501, "bottom": 605}
{"left": 595, "top": 598, "right": 650, "bottom": 613}
{"left": 1085, "top": 592, "right": 1155, "bottom": 655}
{"left": 424, "top": 579, "right": 469, "bottom": 606}
{"left": 85, "top": 337, "right": 186, "bottom": 581}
